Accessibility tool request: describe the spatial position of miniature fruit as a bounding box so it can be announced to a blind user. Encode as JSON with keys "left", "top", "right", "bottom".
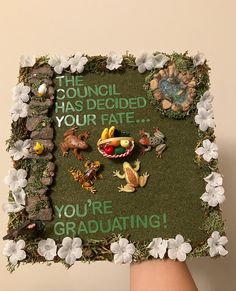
{"left": 114, "top": 129, "right": 121, "bottom": 137}
{"left": 114, "top": 146, "right": 126, "bottom": 155}
{"left": 101, "top": 128, "right": 109, "bottom": 140}
{"left": 104, "top": 144, "right": 114, "bottom": 155}
{"left": 120, "top": 140, "right": 130, "bottom": 148}
{"left": 108, "top": 126, "right": 115, "bottom": 138}
{"left": 110, "top": 139, "right": 120, "bottom": 147}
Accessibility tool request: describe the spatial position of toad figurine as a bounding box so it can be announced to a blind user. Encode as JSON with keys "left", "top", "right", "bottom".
{"left": 113, "top": 159, "right": 149, "bottom": 192}
{"left": 139, "top": 127, "right": 166, "bottom": 158}
{"left": 60, "top": 126, "right": 90, "bottom": 161}
{"left": 69, "top": 160, "right": 102, "bottom": 194}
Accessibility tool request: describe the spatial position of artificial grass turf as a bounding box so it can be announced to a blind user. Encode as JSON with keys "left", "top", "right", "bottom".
{"left": 44, "top": 69, "right": 208, "bottom": 247}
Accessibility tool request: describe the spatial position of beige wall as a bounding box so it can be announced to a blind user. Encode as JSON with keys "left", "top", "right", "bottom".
{"left": 0, "top": 0, "right": 236, "bottom": 290}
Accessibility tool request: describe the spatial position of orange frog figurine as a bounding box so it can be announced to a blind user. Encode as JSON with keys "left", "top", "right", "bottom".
{"left": 60, "top": 126, "right": 90, "bottom": 160}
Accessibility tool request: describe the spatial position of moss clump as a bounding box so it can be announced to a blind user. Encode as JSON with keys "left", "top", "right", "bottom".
{"left": 202, "top": 209, "right": 225, "bottom": 235}
{"left": 189, "top": 242, "right": 209, "bottom": 258}
{"left": 6, "top": 119, "right": 29, "bottom": 151}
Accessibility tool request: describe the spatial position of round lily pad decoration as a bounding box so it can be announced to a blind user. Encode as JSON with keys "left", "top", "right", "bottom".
{"left": 146, "top": 63, "right": 197, "bottom": 118}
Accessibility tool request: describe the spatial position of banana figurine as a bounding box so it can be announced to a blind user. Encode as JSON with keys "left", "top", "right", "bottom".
{"left": 101, "top": 126, "right": 115, "bottom": 140}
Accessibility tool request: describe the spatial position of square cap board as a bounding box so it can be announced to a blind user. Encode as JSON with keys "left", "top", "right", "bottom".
{"left": 3, "top": 52, "right": 228, "bottom": 271}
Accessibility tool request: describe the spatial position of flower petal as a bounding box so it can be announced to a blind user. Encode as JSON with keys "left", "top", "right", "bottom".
{"left": 58, "top": 246, "right": 68, "bottom": 259}
{"left": 65, "top": 253, "right": 77, "bottom": 265}
{"left": 62, "top": 237, "right": 72, "bottom": 247}
{"left": 119, "top": 238, "right": 129, "bottom": 248}
{"left": 177, "top": 250, "right": 187, "bottom": 262}
{"left": 16, "top": 249, "right": 26, "bottom": 261}
{"left": 16, "top": 239, "right": 25, "bottom": 250}
{"left": 110, "top": 242, "right": 120, "bottom": 254}
{"left": 168, "top": 248, "right": 177, "bottom": 260}
{"left": 114, "top": 253, "right": 124, "bottom": 264}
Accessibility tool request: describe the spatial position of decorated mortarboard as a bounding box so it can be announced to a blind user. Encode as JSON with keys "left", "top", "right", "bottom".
{"left": 3, "top": 51, "right": 228, "bottom": 271}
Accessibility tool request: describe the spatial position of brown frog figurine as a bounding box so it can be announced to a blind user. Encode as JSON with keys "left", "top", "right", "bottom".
{"left": 60, "top": 126, "right": 90, "bottom": 160}
{"left": 69, "top": 160, "right": 102, "bottom": 194}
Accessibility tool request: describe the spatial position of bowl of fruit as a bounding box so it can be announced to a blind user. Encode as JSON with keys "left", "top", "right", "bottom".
{"left": 97, "top": 126, "right": 135, "bottom": 158}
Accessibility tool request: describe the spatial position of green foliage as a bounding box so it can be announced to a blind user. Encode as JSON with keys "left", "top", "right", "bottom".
{"left": 202, "top": 209, "right": 225, "bottom": 235}
{"left": 171, "top": 51, "right": 194, "bottom": 72}
{"left": 5, "top": 119, "right": 29, "bottom": 151}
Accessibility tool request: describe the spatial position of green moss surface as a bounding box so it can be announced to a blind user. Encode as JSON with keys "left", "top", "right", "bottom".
{"left": 44, "top": 69, "right": 208, "bottom": 245}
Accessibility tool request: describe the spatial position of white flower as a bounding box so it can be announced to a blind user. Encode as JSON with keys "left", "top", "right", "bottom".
{"left": 207, "top": 231, "right": 228, "bottom": 257}
{"left": 9, "top": 139, "right": 31, "bottom": 161}
{"left": 201, "top": 184, "right": 225, "bottom": 207}
{"left": 58, "top": 237, "right": 82, "bottom": 265}
{"left": 192, "top": 51, "right": 206, "bottom": 67}
{"left": 106, "top": 51, "right": 123, "bottom": 70}
{"left": 48, "top": 55, "right": 70, "bottom": 74}
{"left": 147, "top": 238, "right": 168, "bottom": 259}
{"left": 2, "top": 202, "right": 24, "bottom": 213}
{"left": 20, "top": 55, "right": 36, "bottom": 67}
{"left": 37, "top": 238, "right": 57, "bottom": 260}
{"left": 194, "top": 107, "right": 215, "bottom": 131}
{"left": 110, "top": 238, "right": 135, "bottom": 264}
{"left": 204, "top": 172, "right": 223, "bottom": 187}
{"left": 153, "top": 53, "right": 169, "bottom": 69}
{"left": 10, "top": 101, "right": 28, "bottom": 121}
{"left": 168, "top": 235, "right": 192, "bottom": 262}
{"left": 3, "top": 240, "right": 26, "bottom": 265}
{"left": 136, "top": 53, "right": 169, "bottom": 73}
{"left": 12, "top": 188, "right": 26, "bottom": 205}
{"left": 11, "top": 83, "right": 30, "bottom": 103}
{"left": 37, "top": 83, "right": 47, "bottom": 96}
{"left": 4, "top": 168, "right": 27, "bottom": 192}
{"left": 197, "top": 91, "right": 214, "bottom": 110}
{"left": 195, "top": 139, "right": 218, "bottom": 162}
{"left": 135, "top": 53, "right": 156, "bottom": 73}
{"left": 69, "top": 52, "right": 88, "bottom": 73}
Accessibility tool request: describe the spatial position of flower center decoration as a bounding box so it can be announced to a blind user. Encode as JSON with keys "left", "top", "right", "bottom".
{"left": 147, "top": 63, "right": 196, "bottom": 118}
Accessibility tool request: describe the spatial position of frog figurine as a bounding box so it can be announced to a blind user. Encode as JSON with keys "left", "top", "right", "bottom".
{"left": 113, "top": 159, "right": 149, "bottom": 192}
{"left": 60, "top": 126, "right": 90, "bottom": 161}
{"left": 138, "top": 127, "right": 166, "bottom": 158}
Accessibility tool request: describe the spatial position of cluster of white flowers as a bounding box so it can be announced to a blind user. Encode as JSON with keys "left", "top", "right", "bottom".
{"left": 3, "top": 168, "right": 28, "bottom": 213}
{"left": 20, "top": 52, "right": 205, "bottom": 76}
{"left": 195, "top": 91, "right": 215, "bottom": 131}
{"left": 37, "top": 237, "right": 83, "bottom": 265}
{"left": 48, "top": 55, "right": 70, "bottom": 74}
{"left": 201, "top": 172, "right": 225, "bottom": 207}
{"left": 110, "top": 235, "right": 192, "bottom": 264}
{"left": 3, "top": 231, "right": 228, "bottom": 266}
{"left": 49, "top": 51, "right": 124, "bottom": 74}
{"left": 195, "top": 139, "right": 218, "bottom": 162}
{"left": 69, "top": 52, "right": 88, "bottom": 73}
{"left": 10, "top": 82, "right": 31, "bottom": 122}
{"left": 148, "top": 235, "right": 192, "bottom": 262}
{"left": 48, "top": 51, "right": 170, "bottom": 74}
{"left": 49, "top": 52, "right": 89, "bottom": 74}
{"left": 135, "top": 52, "right": 169, "bottom": 73}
